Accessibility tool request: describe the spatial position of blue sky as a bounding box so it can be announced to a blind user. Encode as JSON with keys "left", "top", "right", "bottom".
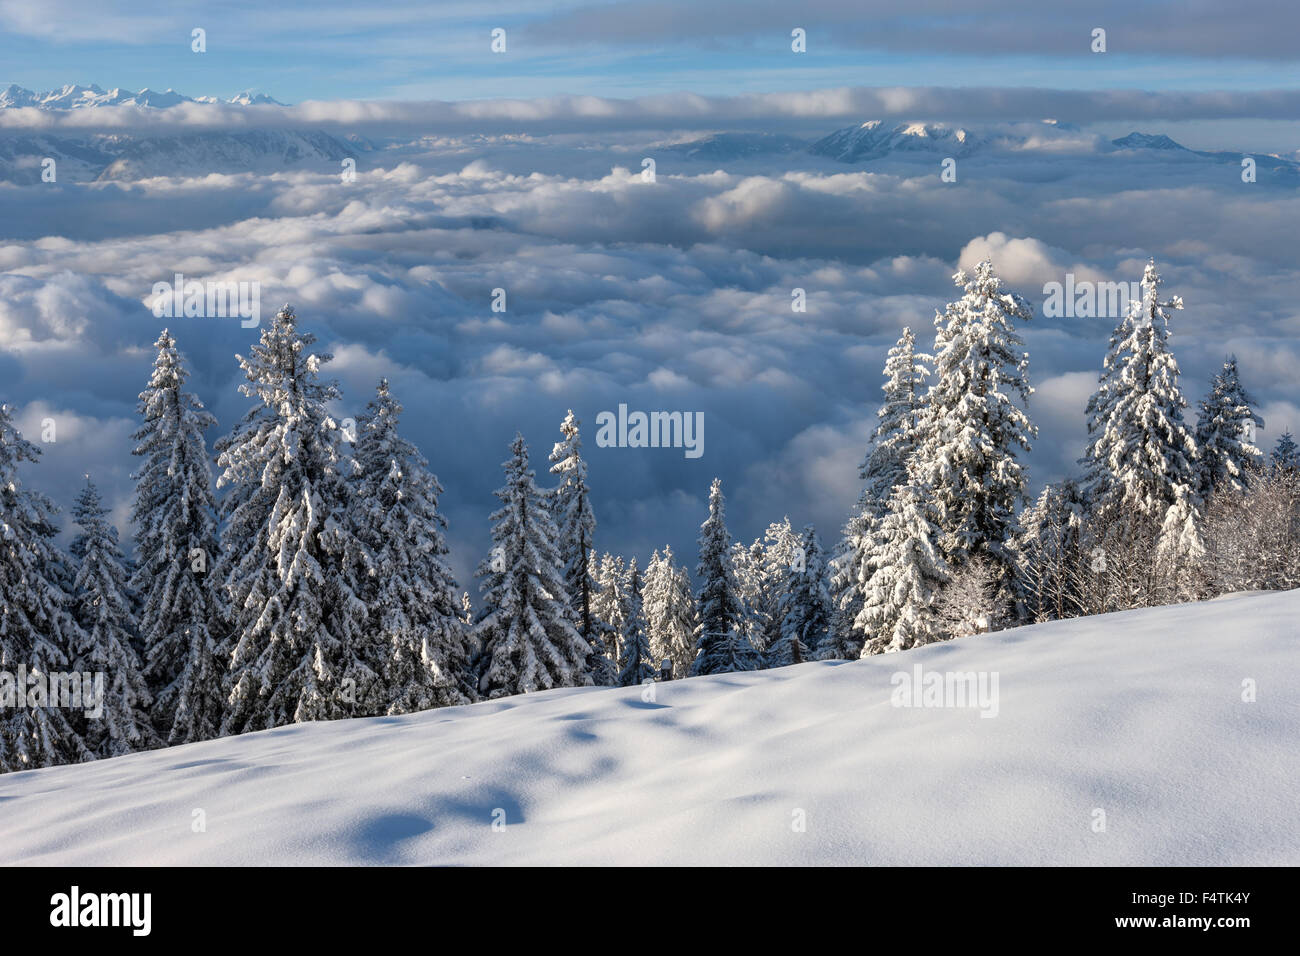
{"left": 2, "top": 0, "right": 1298, "bottom": 105}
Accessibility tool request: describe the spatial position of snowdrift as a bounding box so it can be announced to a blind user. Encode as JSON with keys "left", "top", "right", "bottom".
{"left": 2, "top": 590, "right": 1297, "bottom": 866}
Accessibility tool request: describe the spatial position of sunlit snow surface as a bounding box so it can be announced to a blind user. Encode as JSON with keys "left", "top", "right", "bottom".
{"left": 2, "top": 590, "right": 1296, "bottom": 865}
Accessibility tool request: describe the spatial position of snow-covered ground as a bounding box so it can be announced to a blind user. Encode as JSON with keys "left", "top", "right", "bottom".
{"left": 2, "top": 590, "right": 1296, "bottom": 866}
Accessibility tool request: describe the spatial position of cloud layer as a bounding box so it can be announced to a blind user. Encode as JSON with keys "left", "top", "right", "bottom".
{"left": 2, "top": 115, "right": 1297, "bottom": 588}
{"left": 6, "top": 87, "right": 1300, "bottom": 135}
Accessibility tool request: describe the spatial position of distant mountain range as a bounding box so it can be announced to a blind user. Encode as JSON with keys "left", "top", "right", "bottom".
{"left": 1, "top": 86, "right": 1296, "bottom": 182}
{"left": 1108, "top": 130, "right": 1299, "bottom": 172}
{"left": 802, "top": 120, "right": 1299, "bottom": 174}
{"left": 0, "top": 83, "right": 284, "bottom": 109}
{"left": 667, "top": 120, "right": 1300, "bottom": 177}
{"left": 0, "top": 129, "right": 358, "bottom": 184}
{"left": 658, "top": 120, "right": 1083, "bottom": 163}
{"left": 0, "top": 83, "right": 362, "bottom": 183}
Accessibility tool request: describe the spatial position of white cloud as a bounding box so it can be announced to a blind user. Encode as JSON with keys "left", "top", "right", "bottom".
{"left": 6, "top": 87, "right": 1300, "bottom": 135}
{"left": 2, "top": 117, "right": 1297, "bottom": 581}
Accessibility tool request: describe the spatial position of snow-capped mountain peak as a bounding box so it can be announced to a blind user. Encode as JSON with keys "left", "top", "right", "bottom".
{"left": 0, "top": 83, "right": 286, "bottom": 109}
{"left": 900, "top": 121, "right": 965, "bottom": 141}
{"left": 809, "top": 120, "right": 984, "bottom": 162}
{"left": 226, "top": 91, "right": 282, "bottom": 106}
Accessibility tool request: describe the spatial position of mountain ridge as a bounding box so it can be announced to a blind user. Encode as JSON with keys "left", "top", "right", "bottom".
{"left": 0, "top": 83, "right": 284, "bottom": 109}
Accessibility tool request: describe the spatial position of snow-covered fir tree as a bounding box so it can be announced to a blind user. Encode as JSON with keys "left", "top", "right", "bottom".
{"left": 549, "top": 410, "right": 598, "bottom": 652}
{"left": 1081, "top": 261, "right": 1202, "bottom": 594}
{"left": 617, "top": 559, "right": 655, "bottom": 687}
{"left": 932, "top": 558, "right": 1003, "bottom": 640}
{"left": 475, "top": 434, "right": 593, "bottom": 698}
{"left": 910, "top": 260, "right": 1035, "bottom": 585}
{"left": 1082, "top": 300, "right": 1133, "bottom": 494}
{"left": 828, "top": 333, "right": 919, "bottom": 658}
{"left": 215, "top": 305, "right": 371, "bottom": 733}
{"left": 858, "top": 482, "right": 949, "bottom": 656}
{"left": 757, "top": 519, "right": 803, "bottom": 655}
{"left": 583, "top": 561, "right": 618, "bottom": 685}
{"left": 862, "top": 326, "right": 930, "bottom": 510}
{"left": 1195, "top": 356, "right": 1264, "bottom": 499}
{"left": 731, "top": 518, "right": 801, "bottom": 657}
{"left": 691, "top": 478, "right": 760, "bottom": 675}
{"left": 71, "top": 478, "right": 157, "bottom": 758}
{"left": 0, "top": 406, "right": 90, "bottom": 772}
{"left": 642, "top": 545, "right": 696, "bottom": 679}
{"left": 130, "top": 329, "right": 225, "bottom": 746}
{"left": 829, "top": 327, "right": 931, "bottom": 662}
{"left": 1082, "top": 260, "right": 1199, "bottom": 526}
{"left": 824, "top": 506, "right": 876, "bottom": 660}
{"left": 1014, "top": 479, "right": 1088, "bottom": 623}
{"left": 1272, "top": 431, "right": 1300, "bottom": 473}
{"left": 770, "top": 525, "right": 831, "bottom": 667}
{"left": 350, "top": 379, "right": 473, "bottom": 712}
{"left": 590, "top": 551, "right": 629, "bottom": 672}
{"left": 729, "top": 538, "right": 765, "bottom": 651}
{"left": 1155, "top": 483, "right": 1207, "bottom": 598}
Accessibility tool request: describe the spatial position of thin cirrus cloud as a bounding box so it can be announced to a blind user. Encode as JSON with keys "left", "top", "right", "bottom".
{"left": 4, "top": 0, "right": 1298, "bottom": 60}
{"left": 522, "top": 0, "right": 1300, "bottom": 60}
{"left": 3, "top": 1, "right": 1295, "bottom": 105}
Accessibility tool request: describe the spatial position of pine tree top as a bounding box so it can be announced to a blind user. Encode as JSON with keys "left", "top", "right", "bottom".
{"left": 1272, "top": 430, "right": 1300, "bottom": 470}
{"left": 0, "top": 403, "right": 42, "bottom": 485}
{"left": 72, "top": 477, "right": 112, "bottom": 536}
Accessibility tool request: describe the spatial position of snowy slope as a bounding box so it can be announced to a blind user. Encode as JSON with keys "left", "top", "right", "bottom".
{"left": 1110, "top": 131, "right": 1300, "bottom": 176}
{"left": 0, "top": 129, "right": 357, "bottom": 183}
{"left": 0, "top": 83, "right": 325, "bottom": 182}
{"left": 95, "top": 129, "right": 357, "bottom": 180}
{"left": 1, "top": 590, "right": 1296, "bottom": 866}
{"left": 0, "top": 134, "right": 121, "bottom": 184}
{"left": 664, "top": 132, "right": 810, "bottom": 160}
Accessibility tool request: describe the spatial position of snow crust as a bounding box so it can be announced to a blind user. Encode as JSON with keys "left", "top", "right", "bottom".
{"left": 1, "top": 590, "right": 1295, "bottom": 865}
